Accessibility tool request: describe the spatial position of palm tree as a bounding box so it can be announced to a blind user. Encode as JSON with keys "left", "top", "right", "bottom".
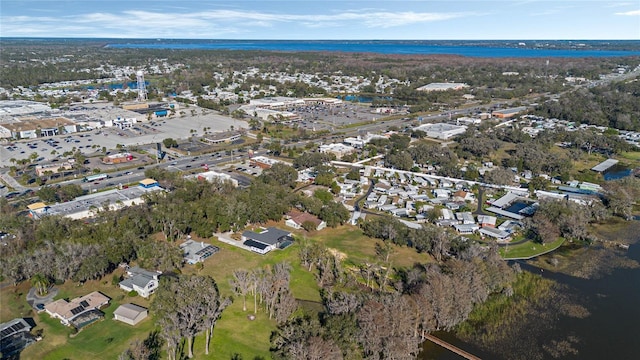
{"left": 31, "top": 273, "right": 50, "bottom": 296}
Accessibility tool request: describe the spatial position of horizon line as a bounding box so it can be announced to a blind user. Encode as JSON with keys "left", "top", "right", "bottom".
{"left": 2, "top": 37, "right": 639, "bottom": 42}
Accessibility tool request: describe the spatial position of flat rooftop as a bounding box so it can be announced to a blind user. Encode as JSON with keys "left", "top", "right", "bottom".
{"left": 591, "top": 159, "right": 619, "bottom": 172}
{"left": 45, "top": 185, "right": 162, "bottom": 217}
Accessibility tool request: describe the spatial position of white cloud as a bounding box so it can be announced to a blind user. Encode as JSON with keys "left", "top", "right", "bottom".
{"left": 614, "top": 9, "right": 640, "bottom": 16}
{"left": 0, "top": 8, "right": 470, "bottom": 38}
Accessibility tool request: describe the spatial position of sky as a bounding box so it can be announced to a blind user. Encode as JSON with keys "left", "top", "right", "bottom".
{"left": 1, "top": 0, "right": 639, "bottom": 40}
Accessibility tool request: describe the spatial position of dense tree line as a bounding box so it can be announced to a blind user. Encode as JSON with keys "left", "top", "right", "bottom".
{"left": 0, "top": 163, "right": 350, "bottom": 284}
{"left": 271, "top": 241, "right": 516, "bottom": 359}
{"left": 534, "top": 80, "right": 640, "bottom": 131}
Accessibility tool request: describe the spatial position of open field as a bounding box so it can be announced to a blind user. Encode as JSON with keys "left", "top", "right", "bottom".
{"left": 500, "top": 238, "right": 565, "bottom": 260}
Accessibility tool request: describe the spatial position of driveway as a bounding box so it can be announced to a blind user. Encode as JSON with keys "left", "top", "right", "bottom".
{"left": 26, "top": 286, "right": 59, "bottom": 310}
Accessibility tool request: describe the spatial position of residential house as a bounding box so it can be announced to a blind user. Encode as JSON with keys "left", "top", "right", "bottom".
{"left": 0, "top": 318, "right": 36, "bottom": 358}
{"left": 113, "top": 304, "right": 148, "bottom": 326}
{"left": 433, "top": 189, "right": 450, "bottom": 199}
{"left": 454, "top": 223, "right": 480, "bottom": 234}
{"left": 479, "top": 227, "right": 511, "bottom": 241}
{"left": 180, "top": 239, "right": 220, "bottom": 264}
{"left": 44, "top": 291, "right": 110, "bottom": 326}
{"left": 456, "top": 212, "right": 475, "bottom": 224}
{"left": 285, "top": 210, "right": 327, "bottom": 231}
{"left": 477, "top": 215, "right": 497, "bottom": 228}
{"left": 241, "top": 227, "right": 293, "bottom": 255}
{"left": 498, "top": 220, "right": 523, "bottom": 234}
{"left": 452, "top": 190, "right": 474, "bottom": 202}
{"left": 374, "top": 182, "right": 391, "bottom": 193}
{"left": 119, "top": 266, "right": 161, "bottom": 298}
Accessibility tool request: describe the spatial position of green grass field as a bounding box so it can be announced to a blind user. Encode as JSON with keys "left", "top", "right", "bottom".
{"left": 499, "top": 238, "right": 565, "bottom": 259}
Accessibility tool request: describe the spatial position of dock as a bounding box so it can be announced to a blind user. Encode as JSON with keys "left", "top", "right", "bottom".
{"left": 424, "top": 333, "right": 481, "bottom": 360}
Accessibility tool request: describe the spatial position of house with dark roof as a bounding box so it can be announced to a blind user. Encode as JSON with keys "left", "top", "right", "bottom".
{"left": 1, "top": 318, "right": 36, "bottom": 358}
{"left": 241, "top": 227, "right": 293, "bottom": 254}
{"left": 119, "top": 266, "right": 161, "bottom": 298}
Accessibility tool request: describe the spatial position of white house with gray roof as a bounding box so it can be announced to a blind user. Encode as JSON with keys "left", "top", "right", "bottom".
{"left": 119, "top": 266, "right": 161, "bottom": 298}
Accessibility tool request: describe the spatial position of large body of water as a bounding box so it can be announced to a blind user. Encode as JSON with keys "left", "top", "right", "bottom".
{"left": 421, "top": 222, "right": 640, "bottom": 360}
{"left": 106, "top": 40, "right": 640, "bottom": 58}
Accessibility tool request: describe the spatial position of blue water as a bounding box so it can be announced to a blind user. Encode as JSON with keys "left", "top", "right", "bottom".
{"left": 603, "top": 165, "right": 633, "bottom": 181}
{"left": 105, "top": 40, "right": 640, "bottom": 58}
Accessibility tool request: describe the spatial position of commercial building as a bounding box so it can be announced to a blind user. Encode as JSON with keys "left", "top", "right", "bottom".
{"left": 29, "top": 182, "right": 163, "bottom": 220}
{"left": 319, "top": 143, "right": 356, "bottom": 160}
{"left": 413, "top": 123, "right": 467, "bottom": 140}
{"left": 416, "top": 83, "right": 469, "bottom": 92}
{"left": 491, "top": 106, "right": 528, "bottom": 119}
{"left": 0, "top": 116, "right": 77, "bottom": 139}
{"left": 35, "top": 161, "right": 74, "bottom": 177}
{"left": 249, "top": 97, "right": 305, "bottom": 109}
{"left": 250, "top": 156, "right": 291, "bottom": 169}
{"left": 102, "top": 152, "right": 134, "bottom": 164}
{"left": 203, "top": 131, "right": 242, "bottom": 144}
{"left": 189, "top": 170, "right": 239, "bottom": 187}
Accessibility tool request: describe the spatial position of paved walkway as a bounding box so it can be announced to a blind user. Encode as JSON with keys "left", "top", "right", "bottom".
{"left": 214, "top": 232, "right": 253, "bottom": 251}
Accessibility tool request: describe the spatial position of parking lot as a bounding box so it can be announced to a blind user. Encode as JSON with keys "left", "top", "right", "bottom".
{"left": 288, "top": 103, "right": 378, "bottom": 131}
{"left": 0, "top": 105, "right": 248, "bottom": 168}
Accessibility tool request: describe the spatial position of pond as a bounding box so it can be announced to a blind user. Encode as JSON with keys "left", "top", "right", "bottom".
{"left": 603, "top": 164, "right": 632, "bottom": 181}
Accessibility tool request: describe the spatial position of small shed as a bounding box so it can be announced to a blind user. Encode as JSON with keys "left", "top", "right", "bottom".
{"left": 113, "top": 303, "right": 148, "bottom": 326}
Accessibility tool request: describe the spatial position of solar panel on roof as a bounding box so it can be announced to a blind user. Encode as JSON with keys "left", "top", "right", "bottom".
{"left": 13, "top": 322, "right": 25, "bottom": 331}
{"left": 1, "top": 328, "right": 12, "bottom": 337}
{"left": 70, "top": 306, "right": 84, "bottom": 315}
{"left": 80, "top": 300, "right": 89, "bottom": 307}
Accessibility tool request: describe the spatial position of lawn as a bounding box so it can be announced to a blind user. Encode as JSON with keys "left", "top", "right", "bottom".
{"left": 180, "top": 225, "right": 432, "bottom": 359}
{"left": 619, "top": 151, "right": 640, "bottom": 162}
{"left": 5, "top": 279, "right": 155, "bottom": 360}
{"left": 499, "top": 238, "right": 565, "bottom": 259}
{"left": 309, "top": 226, "right": 432, "bottom": 268}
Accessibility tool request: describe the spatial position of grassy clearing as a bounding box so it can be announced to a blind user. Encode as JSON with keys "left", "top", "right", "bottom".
{"left": 309, "top": 226, "right": 432, "bottom": 268}
{"left": 619, "top": 151, "right": 640, "bottom": 162}
{"left": 500, "top": 238, "right": 565, "bottom": 259}
{"left": 456, "top": 271, "right": 554, "bottom": 346}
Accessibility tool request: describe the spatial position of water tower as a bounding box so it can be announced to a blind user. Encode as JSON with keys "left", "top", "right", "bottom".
{"left": 136, "top": 70, "right": 147, "bottom": 102}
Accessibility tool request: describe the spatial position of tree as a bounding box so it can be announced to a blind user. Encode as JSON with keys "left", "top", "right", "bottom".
{"left": 230, "top": 269, "right": 252, "bottom": 312}
{"left": 483, "top": 167, "right": 515, "bottom": 186}
{"left": 31, "top": 273, "right": 50, "bottom": 296}
{"left": 162, "top": 138, "right": 178, "bottom": 148}
{"left": 152, "top": 275, "right": 228, "bottom": 359}
{"left": 260, "top": 163, "right": 298, "bottom": 189}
